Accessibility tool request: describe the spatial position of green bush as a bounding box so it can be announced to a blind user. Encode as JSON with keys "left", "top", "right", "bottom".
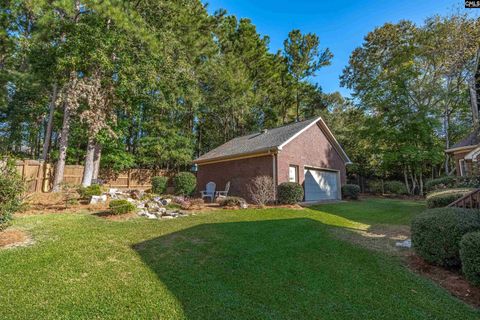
{"left": 460, "top": 231, "right": 480, "bottom": 286}
{"left": 277, "top": 182, "right": 304, "bottom": 204}
{"left": 173, "top": 172, "right": 197, "bottom": 196}
{"left": 109, "top": 200, "right": 136, "bottom": 215}
{"left": 342, "top": 184, "right": 360, "bottom": 200}
{"left": 78, "top": 184, "right": 102, "bottom": 199}
{"left": 384, "top": 181, "right": 407, "bottom": 195}
{"left": 426, "top": 188, "right": 473, "bottom": 208}
{"left": 219, "top": 196, "right": 246, "bottom": 207}
{"left": 411, "top": 207, "right": 480, "bottom": 268}
{"left": 425, "top": 176, "right": 480, "bottom": 192}
{"left": 151, "top": 176, "right": 168, "bottom": 194}
{"left": 0, "top": 158, "right": 25, "bottom": 230}
{"left": 425, "top": 176, "right": 456, "bottom": 192}
{"left": 368, "top": 180, "right": 407, "bottom": 194}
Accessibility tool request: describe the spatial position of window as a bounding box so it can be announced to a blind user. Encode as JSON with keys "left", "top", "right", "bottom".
{"left": 460, "top": 159, "right": 468, "bottom": 176}
{"left": 289, "top": 165, "right": 298, "bottom": 183}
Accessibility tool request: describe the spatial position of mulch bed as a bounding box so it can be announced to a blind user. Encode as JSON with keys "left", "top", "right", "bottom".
{"left": 94, "top": 211, "right": 139, "bottom": 221}
{"left": 406, "top": 254, "right": 480, "bottom": 309}
{"left": 0, "top": 229, "right": 32, "bottom": 249}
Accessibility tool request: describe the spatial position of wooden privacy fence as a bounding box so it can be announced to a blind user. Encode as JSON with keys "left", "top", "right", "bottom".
{"left": 15, "top": 160, "right": 170, "bottom": 193}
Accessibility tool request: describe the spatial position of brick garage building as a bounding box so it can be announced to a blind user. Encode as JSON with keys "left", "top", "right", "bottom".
{"left": 193, "top": 117, "right": 351, "bottom": 202}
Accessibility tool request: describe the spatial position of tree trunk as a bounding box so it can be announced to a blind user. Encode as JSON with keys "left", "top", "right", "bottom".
{"left": 41, "top": 83, "right": 58, "bottom": 162}
{"left": 92, "top": 142, "right": 102, "bottom": 180}
{"left": 444, "top": 104, "right": 450, "bottom": 174}
{"left": 295, "top": 85, "right": 300, "bottom": 122}
{"left": 419, "top": 170, "right": 424, "bottom": 196}
{"left": 52, "top": 103, "right": 71, "bottom": 192}
{"left": 404, "top": 166, "right": 410, "bottom": 195}
{"left": 81, "top": 137, "right": 96, "bottom": 187}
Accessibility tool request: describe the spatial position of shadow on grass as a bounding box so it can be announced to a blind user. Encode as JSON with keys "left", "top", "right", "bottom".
{"left": 132, "top": 217, "right": 470, "bottom": 320}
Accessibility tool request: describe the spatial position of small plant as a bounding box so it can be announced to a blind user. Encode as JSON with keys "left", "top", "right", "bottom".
{"left": 425, "top": 176, "right": 480, "bottom": 192}
{"left": 78, "top": 184, "right": 102, "bottom": 199}
{"left": 173, "top": 172, "right": 197, "bottom": 196}
{"left": 60, "top": 183, "right": 80, "bottom": 208}
{"left": 426, "top": 188, "right": 473, "bottom": 208}
{"left": 342, "top": 184, "right": 360, "bottom": 200}
{"left": 248, "top": 176, "right": 274, "bottom": 206}
{"left": 411, "top": 207, "right": 480, "bottom": 268}
{"left": 460, "top": 231, "right": 480, "bottom": 287}
{"left": 219, "top": 196, "right": 247, "bottom": 208}
{"left": 384, "top": 181, "right": 407, "bottom": 195}
{"left": 277, "top": 182, "right": 304, "bottom": 204}
{"left": 0, "top": 157, "right": 26, "bottom": 230}
{"left": 151, "top": 176, "right": 168, "bottom": 194}
{"left": 109, "top": 200, "right": 136, "bottom": 215}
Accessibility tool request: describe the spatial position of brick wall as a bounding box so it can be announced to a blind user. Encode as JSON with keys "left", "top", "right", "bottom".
{"left": 276, "top": 123, "right": 346, "bottom": 186}
{"left": 196, "top": 155, "right": 274, "bottom": 202}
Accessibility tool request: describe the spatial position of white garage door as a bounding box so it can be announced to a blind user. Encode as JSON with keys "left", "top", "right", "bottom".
{"left": 304, "top": 168, "right": 339, "bottom": 201}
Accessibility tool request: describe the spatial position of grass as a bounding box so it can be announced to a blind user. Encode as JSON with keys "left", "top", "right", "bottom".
{"left": 310, "top": 197, "right": 425, "bottom": 225}
{"left": 0, "top": 198, "right": 478, "bottom": 319}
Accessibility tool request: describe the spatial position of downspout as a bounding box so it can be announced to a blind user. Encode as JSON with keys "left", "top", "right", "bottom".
{"left": 272, "top": 153, "right": 277, "bottom": 202}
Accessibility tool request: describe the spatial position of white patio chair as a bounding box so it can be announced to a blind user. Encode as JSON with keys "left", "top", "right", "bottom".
{"left": 200, "top": 181, "right": 216, "bottom": 202}
{"left": 215, "top": 181, "right": 230, "bottom": 199}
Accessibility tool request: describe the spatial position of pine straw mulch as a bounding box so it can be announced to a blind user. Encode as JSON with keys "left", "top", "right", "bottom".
{"left": 406, "top": 254, "right": 480, "bottom": 309}
{"left": 0, "top": 229, "right": 33, "bottom": 249}
{"left": 19, "top": 192, "right": 109, "bottom": 215}
{"left": 332, "top": 225, "right": 480, "bottom": 309}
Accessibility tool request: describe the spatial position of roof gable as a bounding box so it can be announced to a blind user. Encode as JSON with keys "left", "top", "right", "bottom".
{"left": 194, "top": 117, "right": 351, "bottom": 164}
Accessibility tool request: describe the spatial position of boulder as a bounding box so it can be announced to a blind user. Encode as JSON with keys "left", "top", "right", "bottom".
{"left": 90, "top": 195, "right": 107, "bottom": 204}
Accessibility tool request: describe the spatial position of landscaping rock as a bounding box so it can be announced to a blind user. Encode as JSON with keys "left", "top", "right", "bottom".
{"left": 395, "top": 239, "right": 412, "bottom": 248}
{"left": 90, "top": 195, "right": 107, "bottom": 204}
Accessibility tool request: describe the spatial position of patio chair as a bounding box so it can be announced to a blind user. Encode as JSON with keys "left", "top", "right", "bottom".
{"left": 200, "top": 181, "right": 216, "bottom": 202}
{"left": 215, "top": 181, "right": 230, "bottom": 199}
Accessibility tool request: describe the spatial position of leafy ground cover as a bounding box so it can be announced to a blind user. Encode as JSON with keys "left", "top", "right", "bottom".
{"left": 0, "top": 198, "right": 478, "bottom": 319}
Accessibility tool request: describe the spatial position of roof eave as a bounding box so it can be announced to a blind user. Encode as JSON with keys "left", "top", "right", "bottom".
{"left": 445, "top": 145, "right": 478, "bottom": 153}
{"left": 193, "top": 147, "right": 279, "bottom": 165}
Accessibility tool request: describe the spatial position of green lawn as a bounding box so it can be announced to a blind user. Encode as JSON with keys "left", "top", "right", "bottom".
{"left": 0, "top": 198, "right": 478, "bottom": 319}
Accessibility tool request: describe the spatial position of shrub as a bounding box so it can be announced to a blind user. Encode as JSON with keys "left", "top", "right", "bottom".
{"left": 426, "top": 188, "right": 473, "bottom": 208}
{"left": 151, "top": 176, "right": 168, "bottom": 194}
{"left": 425, "top": 176, "right": 480, "bottom": 192}
{"left": 460, "top": 231, "right": 480, "bottom": 286}
{"left": 248, "top": 176, "right": 274, "bottom": 206}
{"left": 384, "top": 181, "right": 407, "bottom": 195}
{"left": 78, "top": 184, "right": 102, "bottom": 199}
{"left": 0, "top": 158, "right": 25, "bottom": 230}
{"left": 368, "top": 180, "right": 407, "bottom": 195}
{"left": 219, "top": 196, "right": 247, "bottom": 208}
{"left": 411, "top": 207, "right": 480, "bottom": 268}
{"left": 367, "top": 180, "right": 383, "bottom": 194}
{"left": 277, "top": 182, "right": 304, "bottom": 204}
{"left": 109, "top": 200, "right": 136, "bottom": 215}
{"left": 342, "top": 184, "right": 360, "bottom": 200}
{"left": 173, "top": 172, "right": 196, "bottom": 196}
{"left": 425, "top": 176, "right": 456, "bottom": 192}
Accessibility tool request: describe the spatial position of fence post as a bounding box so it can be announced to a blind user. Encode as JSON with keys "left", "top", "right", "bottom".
{"left": 127, "top": 169, "right": 131, "bottom": 189}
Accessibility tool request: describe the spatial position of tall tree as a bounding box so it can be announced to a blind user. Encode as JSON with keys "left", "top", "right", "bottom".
{"left": 283, "top": 30, "right": 332, "bottom": 121}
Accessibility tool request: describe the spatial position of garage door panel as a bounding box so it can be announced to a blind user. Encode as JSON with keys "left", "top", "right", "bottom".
{"left": 304, "top": 169, "right": 338, "bottom": 201}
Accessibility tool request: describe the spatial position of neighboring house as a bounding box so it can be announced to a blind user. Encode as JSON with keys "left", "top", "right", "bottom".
{"left": 445, "top": 128, "right": 480, "bottom": 177}
{"left": 193, "top": 117, "right": 351, "bottom": 202}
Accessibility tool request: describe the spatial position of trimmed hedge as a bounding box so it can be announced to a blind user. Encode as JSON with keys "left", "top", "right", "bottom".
{"left": 151, "top": 176, "right": 168, "bottom": 194}
{"left": 342, "top": 184, "right": 360, "bottom": 200}
{"left": 460, "top": 231, "right": 480, "bottom": 286}
{"left": 109, "top": 200, "right": 136, "bottom": 215}
{"left": 278, "top": 182, "right": 304, "bottom": 204}
{"left": 426, "top": 188, "right": 473, "bottom": 208}
{"left": 173, "top": 172, "right": 197, "bottom": 196}
{"left": 411, "top": 207, "right": 480, "bottom": 268}
{"left": 425, "top": 176, "right": 480, "bottom": 192}
{"left": 78, "top": 184, "right": 102, "bottom": 199}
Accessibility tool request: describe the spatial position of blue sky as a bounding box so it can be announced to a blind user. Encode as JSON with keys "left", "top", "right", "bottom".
{"left": 204, "top": 0, "right": 474, "bottom": 96}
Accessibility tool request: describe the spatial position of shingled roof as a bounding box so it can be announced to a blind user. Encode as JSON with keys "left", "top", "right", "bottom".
{"left": 194, "top": 117, "right": 351, "bottom": 164}
{"left": 447, "top": 127, "right": 480, "bottom": 151}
